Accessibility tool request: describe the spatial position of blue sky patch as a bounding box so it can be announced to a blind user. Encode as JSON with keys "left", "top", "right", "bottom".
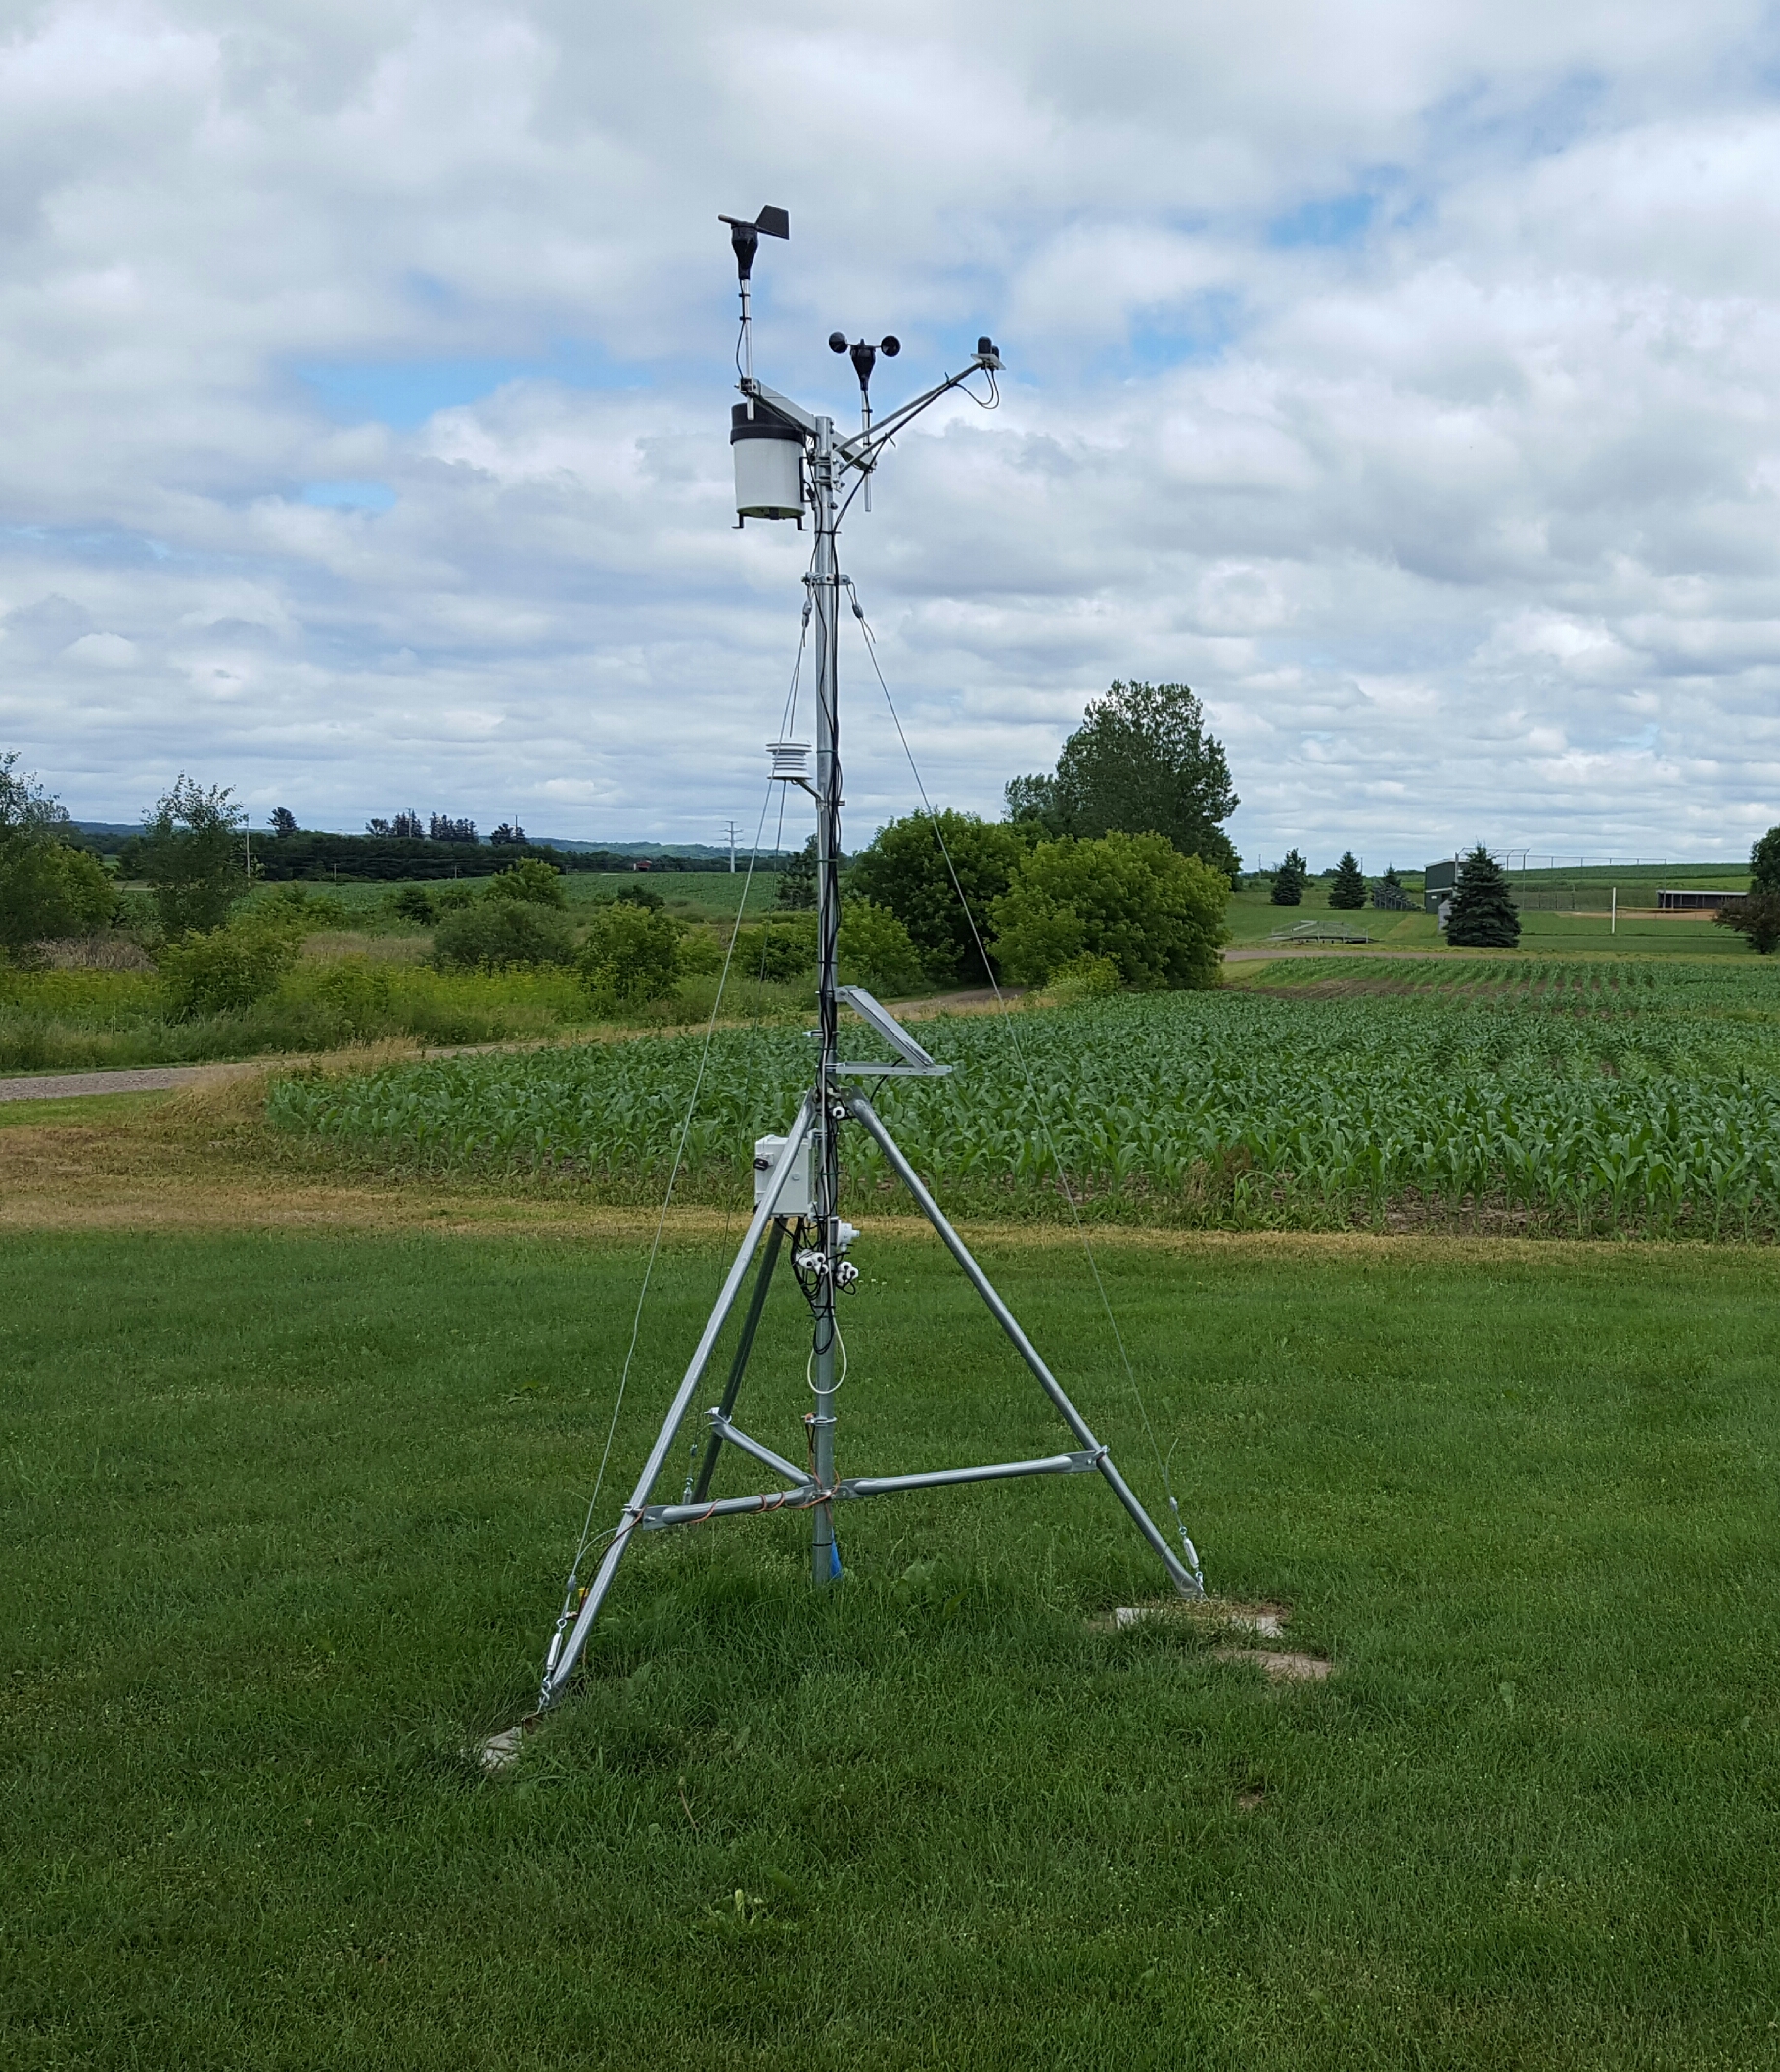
{"left": 301, "top": 481, "right": 397, "bottom": 511}
{"left": 1268, "top": 191, "right": 1377, "bottom": 249}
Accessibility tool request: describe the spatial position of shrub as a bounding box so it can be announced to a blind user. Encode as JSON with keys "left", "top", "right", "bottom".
{"left": 158, "top": 923, "right": 302, "bottom": 1019}
{"left": 0, "top": 840, "right": 114, "bottom": 953}
{"left": 1714, "top": 890, "right": 1780, "bottom": 954}
{"left": 838, "top": 899, "right": 925, "bottom": 997}
{"left": 484, "top": 858, "right": 566, "bottom": 908}
{"left": 577, "top": 900, "right": 682, "bottom": 1004}
{"left": 308, "top": 957, "right": 395, "bottom": 1040}
{"left": 990, "top": 831, "right": 1229, "bottom": 990}
{"left": 431, "top": 899, "right": 576, "bottom": 972}
{"left": 388, "top": 885, "right": 436, "bottom": 925}
{"left": 1037, "top": 952, "right": 1122, "bottom": 1004}
{"left": 613, "top": 882, "right": 665, "bottom": 910}
{"left": 733, "top": 920, "right": 816, "bottom": 984}
{"left": 260, "top": 883, "right": 349, "bottom": 932}
{"left": 434, "top": 883, "right": 478, "bottom": 913}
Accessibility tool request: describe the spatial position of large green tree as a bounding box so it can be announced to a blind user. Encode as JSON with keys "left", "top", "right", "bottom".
{"left": 1270, "top": 849, "right": 1308, "bottom": 907}
{"left": 1750, "top": 824, "right": 1780, "bottom": 895}
{"left": 846, "top": 811, "right": 1026, "bottom": 984}
{"left": 1327, "top": 851, "right": 1367, "bottom": 911}
{"left": 1446, "top": 846, "right": 1521, "bottom": 948}
{"left": 1045, "top": 680, "right": 1240, "bottom": 878}
{"left": 0, "top": 751, "right": 114, "bottom": 951}
{"left": 140, "top": 776, "right": 248, "bottom": 938}
{"left": 989, "top": 831, "right": 1230, "bottom": 991}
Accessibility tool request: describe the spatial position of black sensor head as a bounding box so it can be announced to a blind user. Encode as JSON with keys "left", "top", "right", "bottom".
{"left": 718, "top": 207, "right": 790, "bottom": 281}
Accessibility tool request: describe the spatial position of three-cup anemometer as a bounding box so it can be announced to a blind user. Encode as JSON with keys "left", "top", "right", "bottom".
{"left": 534, "top": 205, "right": 1203, "bottom": 1718}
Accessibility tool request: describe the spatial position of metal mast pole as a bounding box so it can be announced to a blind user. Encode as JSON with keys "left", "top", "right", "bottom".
{"left": 809, "top": 411, "right": 843, "bottom": 1587}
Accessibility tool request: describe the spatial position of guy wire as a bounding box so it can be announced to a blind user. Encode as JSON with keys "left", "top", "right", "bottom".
{"left": 553, "top": 587, "right": 816, "bottom": 1618}
{"left": 844, "top": 582, "right": 1199, "bottom": 1581}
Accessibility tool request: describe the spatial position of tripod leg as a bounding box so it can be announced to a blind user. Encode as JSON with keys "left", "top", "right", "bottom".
{"left": 539, "top": 1100, "right": 817, "bottom": 1709}
{"left": 688, "top": 1218, "right": 786, "bottom": 1502}
{"left": 846, "top": 1093, "right": 1201, "bottom": 1597}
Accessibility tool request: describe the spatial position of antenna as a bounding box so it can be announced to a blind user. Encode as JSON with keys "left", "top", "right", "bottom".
{"left": 531, "top": 216, "right": 1198, "bottom": 1718}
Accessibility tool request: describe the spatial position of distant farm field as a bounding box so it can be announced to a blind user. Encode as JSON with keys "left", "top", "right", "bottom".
{"left": 4, "top": 1226, "right": 1777, "bottom": 2069}
{"left": 270, "top": 956, "right": 1780, "bottom": 1238}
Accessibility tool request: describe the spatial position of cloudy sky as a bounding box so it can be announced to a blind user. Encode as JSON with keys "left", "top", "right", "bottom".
{"left": 3, "top": 0, "right": 1779, "bottom": 867}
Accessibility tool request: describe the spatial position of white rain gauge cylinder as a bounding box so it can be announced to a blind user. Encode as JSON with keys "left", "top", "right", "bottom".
{"left": 731, "top": 405, "right": 804, "bottom": 522}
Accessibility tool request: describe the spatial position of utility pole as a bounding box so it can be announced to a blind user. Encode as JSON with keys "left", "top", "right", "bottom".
{"left": 723, "top": 820, "right": 742, "bottom": 873}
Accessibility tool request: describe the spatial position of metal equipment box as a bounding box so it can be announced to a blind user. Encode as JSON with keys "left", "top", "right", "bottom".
{"left": 754, "top": 1133, "right": 815, "bottom": 1217}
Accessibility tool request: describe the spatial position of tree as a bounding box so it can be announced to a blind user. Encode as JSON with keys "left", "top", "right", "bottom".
{"left": 1750, "top": 825, "right": 1780, "bottom": 895}
{"left": 484, "top": 858, "right": 566, "bottom": 908}
{"left": 489, "top": 821, "right": 526, "bottom": 845}
{"left": 989, "top": 831, "right": 1230, "bottom": 991}
{"left": 576, "top": 901, "right": 682, "bottom": 1003}
{"left": 1050, "top": 680, "right": 1240, "bottom": 878}
{"left": 776, "top": 834, "right": 817, "bottom": 911}
{"left": 140, "top": 775, "right": 246, "bottom": 938}
{"left": 1372, "top": 864, "right": 1409, "bottom": 913}
{"left": 1714, "top": 890, "right": 1780, "bottom": 954}
{"left": 1328, "top": 851, "right": 1367, "bottom": 911}
{"left": 1003, "top": 772, "right": 1065, "bottom": 835}
{"left": 430, "top": 812, "right": 476, "bottom": 843}
{"left": 1446, "top": 845, "right": 1520, "bottom": 948}
{"left": 1270, "top": 849, "right": 1308, "bottom": 907}
{"left": 846, "top": 811, "right": 1025, "bottom": 983}
{"left": 838, "top": 899, "right": 924, "bottom": 996}
{"left": 270, "top": 806, "right": 298, "bottom": 838}
{"left": 0, "top": 751, "right": 114, "bottom": 951}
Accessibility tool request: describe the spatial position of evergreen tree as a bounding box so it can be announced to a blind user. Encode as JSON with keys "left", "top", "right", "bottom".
{"left": 270, "top": 806, "right": 297, "bottom": 838}
{"left": 1446, "top": 845, "right": 1520, "bottom": 948}
{"left": 1269, "top": 848, "right": 1308, "bottom": 907}
{"left": 775, "top": 833, "right": 817, "bottom": 911}
{"left": 1328, "top": 851, "right": 1367, "bottom": 910}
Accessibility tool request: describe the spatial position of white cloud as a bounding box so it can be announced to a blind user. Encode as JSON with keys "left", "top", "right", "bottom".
{"left": 1, "top": 0, "right": 1780, "bottom": 860}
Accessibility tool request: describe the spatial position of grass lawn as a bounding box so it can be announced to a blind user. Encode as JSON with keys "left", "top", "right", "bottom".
{"left": 5, "top": 1224, "right": 1777, "bottom": 2067}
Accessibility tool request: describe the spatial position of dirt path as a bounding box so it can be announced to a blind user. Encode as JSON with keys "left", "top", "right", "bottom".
{"left": 0, "top": 1062, "right": 267, "bottom": 1103}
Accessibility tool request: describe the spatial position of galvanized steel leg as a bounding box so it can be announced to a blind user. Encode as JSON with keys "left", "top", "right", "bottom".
{"left": 845, "top": 1092, "right": 1202, "bottom": 1598}
{"left": 689, "top": 1219, "right": 787, "bottom": 1503}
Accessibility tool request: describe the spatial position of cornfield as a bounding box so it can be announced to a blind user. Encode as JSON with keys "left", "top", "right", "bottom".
{"left": 267, "top": 957, "right": 1780, "bottom": 1236}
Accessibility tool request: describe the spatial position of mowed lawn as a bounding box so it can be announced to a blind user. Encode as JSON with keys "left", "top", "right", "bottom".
{"left": 4, "top": 1227, "right": 1777, "bottom": 2069}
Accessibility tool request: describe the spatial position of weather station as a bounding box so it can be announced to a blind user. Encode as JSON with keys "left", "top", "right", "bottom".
{"left": 534, "top": 206, "right": 1204, "bottom": 1717}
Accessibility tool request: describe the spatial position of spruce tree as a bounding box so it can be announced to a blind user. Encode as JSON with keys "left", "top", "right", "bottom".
{"left": 1446, "top": 845, "right": 1520, "bottom": 948}
{"left": 1269, "top": 847, "right": 1308, "bottom": 907}
{"left": 1327, "top": 850, "right": 1367, "bottom": 910}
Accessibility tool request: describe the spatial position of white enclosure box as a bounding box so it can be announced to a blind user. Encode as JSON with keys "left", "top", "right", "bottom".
{"left": 754, "top": 1133, "right": 815, "bottom": 1217}
{"left": 731, "top": 405, "right": 804, "bottom": 521}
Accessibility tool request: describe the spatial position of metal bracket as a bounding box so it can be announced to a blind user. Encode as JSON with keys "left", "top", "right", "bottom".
{"left": 834, "top": 984, "right": 951, "bottom": 1079}
{"left": 706, "top": 1410, "right": 807, "bottom": 1487}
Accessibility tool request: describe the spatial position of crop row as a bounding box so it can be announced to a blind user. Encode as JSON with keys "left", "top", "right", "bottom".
{"left": 268, "top": 968, "right": 1780, "bottom": 1236}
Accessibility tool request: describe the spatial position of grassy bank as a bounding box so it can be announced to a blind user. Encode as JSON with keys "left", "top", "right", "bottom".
{"left": 3, "top": 1227, "right": 1776, "bottom": 2067}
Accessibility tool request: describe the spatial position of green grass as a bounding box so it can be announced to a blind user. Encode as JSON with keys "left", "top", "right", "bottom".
{"left": 4, "top": 1228, "right": 1777, "bottom": 2067}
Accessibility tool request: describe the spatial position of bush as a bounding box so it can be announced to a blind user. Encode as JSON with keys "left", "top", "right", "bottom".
{"left": 577, "top": 901, "right": 682, "bottom": 1005}
{"left": 434, "top": 883, "right": 478, "bottom": 914}
{"left": 158, "top": 923, "right": 303, "bottom": 1019}
{"left": 613, "top": 882, "right": 665, "bottom": 910}
{"left": 838, "top": 899, "right": 925, "bottom": 996}
{"left": 260, "top": 883, "right": 349, "bottom": 932}
{"left": 0, "top": 840, "right": 114, "bottom": 953}
{"left": 1036, "top": 952, "right": 1122, "bottom": 1004}
{"left": 990, "top": 831, "right": 1229, "bottom": 990}
{"left": 308, "top": 957, "right": 394, "bottom": 1040}
{"left": 733, "top": 920, "right": 816, "bottom": 984}
{"left": 1714, "top": 890, "right": 1780, "bottom": 954}
{"left": 431, "top": 900, "right": 576, "bottom": 972}
{"left": 484, "top": 859, "right": 567, "bottom": 908}
{"left": 388, "top": 885, "right": 436, "bottom": 926}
